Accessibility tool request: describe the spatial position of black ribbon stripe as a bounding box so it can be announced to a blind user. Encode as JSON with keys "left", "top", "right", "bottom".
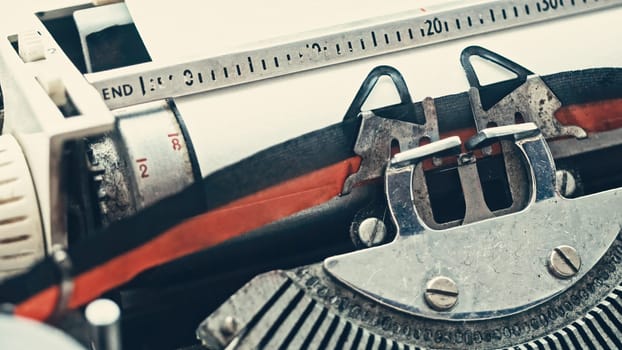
{"left": 1, "top": 68, "right": 621, "bottom": 306}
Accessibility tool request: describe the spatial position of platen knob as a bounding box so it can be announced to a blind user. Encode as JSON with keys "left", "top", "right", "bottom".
{"left": 0, "top": 135, "right": 44, "bottom": 280}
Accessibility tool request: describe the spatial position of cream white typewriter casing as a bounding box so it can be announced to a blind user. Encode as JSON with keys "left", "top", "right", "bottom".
{"left": 0, "top": 1, "right": 116, "bottom": 278}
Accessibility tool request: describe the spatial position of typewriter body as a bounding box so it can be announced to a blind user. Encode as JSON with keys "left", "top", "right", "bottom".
{"left": 0, "top": 1, "right": 621, "bottom": 349}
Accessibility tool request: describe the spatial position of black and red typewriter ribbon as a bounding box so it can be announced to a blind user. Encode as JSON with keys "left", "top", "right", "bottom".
{"left": 1, "top": 68, "right": 622, "bottom": 321}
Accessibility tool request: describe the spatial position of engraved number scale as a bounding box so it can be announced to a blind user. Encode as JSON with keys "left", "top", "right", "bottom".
{"left": 88, "top": 0, "right": 619, "bottom": 109}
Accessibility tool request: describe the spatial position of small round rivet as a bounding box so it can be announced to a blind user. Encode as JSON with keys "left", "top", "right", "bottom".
{"left": 424, "top": 276, "right": 458, "bottom": 311}
{"left": 220, "top": 316, "right": 238, "bottom": 336}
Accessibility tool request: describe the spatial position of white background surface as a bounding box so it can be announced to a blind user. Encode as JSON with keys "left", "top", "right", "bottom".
{"left": 126, "top": 1, "right": 622, "bottom": 176}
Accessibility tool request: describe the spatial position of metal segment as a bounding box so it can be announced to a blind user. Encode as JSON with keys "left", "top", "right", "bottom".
{"left": 456, "top": 154, "right": 495, "bottom": 224}
{"left": 561, "top": 324, "right": 593, "bottom": 349}
{"left": 390, "top": 136, "right": 461, "bottom": 167}
{"left": 342, "top": 112, "right": 441, "bottom": 194}
{"left": 324, "top": 318, "right": 351, "bottom": 349}
{"left": 197, "top": 249, "right": 622, "bottom": 349}
{"left": 306, "top": 312, "right": 338, "bottom": 350}
{"left": 282, "top": 302, "right": 324, "bottom": 349}
{"left": 326, "top": 125, "right": 618, "bottom": 320}
{"left": 465, "top": 123, "right": 539, "bottom": 150}
{"left": 260, "top": 292, "right": 311, "bottom": 349}
{"left": 239, "top": 284, "right": 302, "bottom": 347}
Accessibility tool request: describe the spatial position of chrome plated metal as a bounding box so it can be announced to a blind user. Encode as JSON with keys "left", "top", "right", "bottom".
{"left": 342, "top": 110, "right": 441, "bottom": 194}
{"left": 422, "top": 97, "right": 444, "bottom": 167}
{"left": 390, "top": 136, "right": 460, "bottom": 167}
{"left": 462, "top": 47, "right": 572, "bottom": 216}
{"left": 50, "top": 248, "right": 73, "bottom": 320}
{"left": 197, "top": 259, "right": 622, "bottom": 349}
{"left": 220, "top": 316, "right": 238, "bottom": 337}
{"left": 468, "top": 76, "right": 586, "bottom": 139}
{"left": 424, "top": 276, "right": 459, "bottom": 311}
{"left": 548, "top": 245, "right": 581, "bottom": 279}
{"left": 357, "top": 218, "right": 387, "bottom": 248}
{"left": 555, "top": 170, "right": 577, "bottom": 197}
{"left": 421, "top": 97, "right": 440, "bottom": 143}
{"left": 325, "top": 123, "right": 622, "bottom": 320}
{"left": 85, "top": 299, "right": 121, "bottom": 350}
{"left": 462, "top": 45, "right": 587, "bottom": 140}
{"left": 113, "top": 101, "right": 195, "bottom": 208}
{"left": 457, "top": 153, "right": 495, "bottom": 224}
{"left": 549, "top": 127, "right": 622, "bottom": 159}
{"left": 88, "top": 100, "right": 195, "bottom": 224}
{"left": 465, "top": 123, "right": 540, "bottom": 149}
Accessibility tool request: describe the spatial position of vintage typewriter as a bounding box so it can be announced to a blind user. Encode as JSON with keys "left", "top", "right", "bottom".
{"left": 0, "top": 0, "right": 621, "bottom": 349}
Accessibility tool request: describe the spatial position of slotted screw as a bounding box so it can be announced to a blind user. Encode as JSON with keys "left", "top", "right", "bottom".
{"left": 424, "top": 276, "right": 458, "bottom": 311}
{"left": 358, "top": 218, "right": 387, "bottom": 247}
{"left": 548, "top": 245, "right": 581, "bottom": 279}
{"left": 555, "top": 170, "right": 577, "bottom": 197}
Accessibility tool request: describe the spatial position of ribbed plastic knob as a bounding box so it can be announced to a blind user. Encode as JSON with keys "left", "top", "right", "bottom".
{"left": 0, "top": 135, "right": 44, "bottom": 280}
{"left": 17, "top": 31, "right": 45, "bottom": 63}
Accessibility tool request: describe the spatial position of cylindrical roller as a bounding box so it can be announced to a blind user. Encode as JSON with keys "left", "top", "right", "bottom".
{"left": 85, "top": 298, "right": 122, "bottom": 350}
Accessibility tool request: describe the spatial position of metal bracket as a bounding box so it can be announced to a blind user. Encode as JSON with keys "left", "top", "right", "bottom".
{"left": 456, "top": 153, "right": 495, "bottom": 225}
{"left": 341, "top": 66, "right": 440, "bottom": 194}
{"left": 325, "top": 123, "right": 622, "bottom": 320}
{"left": 465, "top": 123, "right": 556, "bottom": 202}
{"left": 50, "top": 248, "right": 74, "bottom": 321}
{"left": 461, "top": 46, "right": 587, "bottom": 140}
{"left": 459, "top": 46, "right": 578, "bottom": 217}
{"left": 341, "top": 108, "right": 440, "bottom": 195}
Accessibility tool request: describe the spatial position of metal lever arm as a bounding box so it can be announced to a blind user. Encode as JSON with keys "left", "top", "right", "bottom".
{"left": 460, "top": 46, "right": 586, "bottom": 140}
{"left": 466, "top": 123, "right": 556, "bottom": 201}
{"left": 325, "top": 123, "right": 622, "bottom": 320}
{"left": 386, "top": 136, "right": 461, "bottom": 235}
